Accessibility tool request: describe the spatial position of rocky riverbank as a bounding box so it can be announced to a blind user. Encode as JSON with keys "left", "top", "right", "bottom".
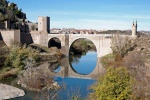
{"left": 0, "top": 83, "right": 25, "bottom": 100}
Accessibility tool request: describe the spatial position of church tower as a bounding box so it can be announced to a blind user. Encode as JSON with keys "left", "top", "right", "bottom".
{"left": 132, "top": 20, "right": 137, "bottom": 38}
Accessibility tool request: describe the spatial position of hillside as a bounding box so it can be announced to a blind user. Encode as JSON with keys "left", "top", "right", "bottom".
{"left": 124, "top": 36, "right": 150, "bottom": 76}
{"left": 123, "top": 36, "right": 150, "bottom": 99}
{"left": 99, "top": 35, "right": 150, "bottom": 99}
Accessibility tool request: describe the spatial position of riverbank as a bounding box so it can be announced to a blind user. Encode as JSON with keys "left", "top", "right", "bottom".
{"left": 0, "top": 43, "right": 64, "bottom": 81}
{"left": 0, "top": 83, "right": 25, "bottom": 99}
{"left": 0, "top": 68, "right": 19, "bottom": 80}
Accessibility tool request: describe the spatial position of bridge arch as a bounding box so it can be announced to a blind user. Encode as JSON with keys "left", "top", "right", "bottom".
{"left": 47, "top": 34, "right": 112, "bottom": 57}
{"left": 69, "top": 38, "right": 97, "bottom": 51}
{"left": 69, "top": 38, "right": 97, "bottom": 75}
{"left": 69, "top": 34, "right": 112, "bottom": 57}
{"left": 48, "top": 37, "right": 61, "bottom": 49}
{"left": 69, "top": 35, "right": 100, "bottom": 56}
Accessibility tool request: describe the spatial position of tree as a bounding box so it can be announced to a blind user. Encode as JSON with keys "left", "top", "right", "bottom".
{"left": 0, "top": 45, "right": 9, "bottom": 68}
{"left": 0, "top": 0, "right": 25, "bottom": 22}
{"left": 90, "top": 66, "right": 135, "bottom": 100}
{"left": 111, "top": 34, "right": 136, "bottom": 58}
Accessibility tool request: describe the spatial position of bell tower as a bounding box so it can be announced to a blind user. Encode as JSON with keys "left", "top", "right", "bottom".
{"left": 132, "top": 20, "right": 137, "bottom": 38}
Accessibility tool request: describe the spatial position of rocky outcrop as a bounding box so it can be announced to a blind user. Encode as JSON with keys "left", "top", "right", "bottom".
{"left": 0, "top": 83, "right": 25, "bottom": 100}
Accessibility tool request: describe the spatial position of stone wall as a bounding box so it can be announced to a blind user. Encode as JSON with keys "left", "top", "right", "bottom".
{"left": 21, "top": 31, "right": 48, "bottom": 46}
{"left": 0, "top": 32, "right": 3, "bottom": 41}
{"left": 10, "top": 23, "right": 16, "bottom": 29}
{"left": 0, "top": 30, "right": 20, "bottom": 46}
{"left": 0, "top": 22, "right": 5, "bottom": 29}
{"left": 29, "top": 31, "right": 40, "bottom": 44}
{"left": 98, "top": 37, "right": 112, "bottom": 57}
{"left": 21, "top": 34, "right": 33, "bottom": 45}
{"left": 39, "top": 32, "right": 48, "bottom": 47}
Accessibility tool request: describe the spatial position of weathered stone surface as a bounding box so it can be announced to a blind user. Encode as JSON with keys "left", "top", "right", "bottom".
{"left": 0, "top": 83, "right": 25, "bottom": 100}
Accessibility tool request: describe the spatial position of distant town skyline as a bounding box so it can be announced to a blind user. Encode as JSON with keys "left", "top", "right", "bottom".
{"left": 9, "top": 0, "right": 150, "bottom": 31}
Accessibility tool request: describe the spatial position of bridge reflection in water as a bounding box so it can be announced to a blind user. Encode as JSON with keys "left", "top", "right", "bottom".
{"left": 53, "top": 56, "right": 106, "bottom": 79}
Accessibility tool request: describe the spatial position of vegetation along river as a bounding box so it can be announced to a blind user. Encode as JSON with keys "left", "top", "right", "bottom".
{"left": 1, "top": 39, "right": 102, "bottom": 100}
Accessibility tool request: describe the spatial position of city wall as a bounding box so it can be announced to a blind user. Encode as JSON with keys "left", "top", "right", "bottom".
{"left": 0, "top": 30, "right": 20, "bottom": 46}
{"left": 21, "top": 31, "right": 49, "bottom": 47}
{"left": 0, "top": 23, "right": 5, "bottom": 29}
{"left": 21, "top": 33, "right": 33, "bottom": 45}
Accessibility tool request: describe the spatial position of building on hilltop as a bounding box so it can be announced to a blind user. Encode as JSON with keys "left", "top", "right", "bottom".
{"left": 132, "top": 20, "right": 137, "bottom": 37}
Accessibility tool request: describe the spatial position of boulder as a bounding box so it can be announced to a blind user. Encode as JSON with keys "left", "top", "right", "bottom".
{"left": 0, "top": 84, "right": 25, "bottom": 99}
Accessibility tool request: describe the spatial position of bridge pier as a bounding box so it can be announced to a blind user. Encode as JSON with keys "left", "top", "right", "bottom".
{"left": 61, "top": 46, "right": 69, "bottom": 56}
{"left": 60, "top": 58, "right": 69, "bottom": 77}
{"left": 97, "top": 53, "right": 101, "bottom": 57}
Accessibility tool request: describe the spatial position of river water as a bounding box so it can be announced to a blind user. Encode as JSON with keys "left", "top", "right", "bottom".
{"left": 3, "top": 51, "right": 101, "bottom": 100}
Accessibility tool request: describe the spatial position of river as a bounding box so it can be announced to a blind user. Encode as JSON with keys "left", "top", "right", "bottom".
{"left": 2, "top": 51, "right": 104, "bottom": 100}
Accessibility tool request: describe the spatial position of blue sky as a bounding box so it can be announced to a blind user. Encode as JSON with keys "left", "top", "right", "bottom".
{"left": 9, "top": 0, "right": 150, "bottom": 31}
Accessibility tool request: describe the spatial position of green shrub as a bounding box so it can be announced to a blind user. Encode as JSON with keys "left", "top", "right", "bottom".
{"left": 0, "top": 45, "right": 9, "bottom": 68}
{"left": 4, "top": 45, "right": 39, "bottom": 69}
{"left": 71, "top": 95, "right": 83, "bottom": 100}
{"left": 100, "top": 53, "right": 115, "bottom": 68}
{"left": 90, "top": 66, "right": 135, "bottom": 100}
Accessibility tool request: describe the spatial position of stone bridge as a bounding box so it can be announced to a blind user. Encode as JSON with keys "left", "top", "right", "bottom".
{"left": 0, "top": 16, "right": 137, "bottom": 78}
{"left": 0, "top": 16, "right": 137, "bottom": 58}
{"left": 42, "top": 33, "right": 132, "bottom": 79}
{"left": 0, "top": 30, "right": 123, "bottom": 79}
{"left": 48, "top": 34, "right": 112, "bottom": 57}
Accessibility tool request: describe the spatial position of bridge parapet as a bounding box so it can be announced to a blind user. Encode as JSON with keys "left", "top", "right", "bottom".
{"left": 69, "top": 34, "right": 112, "bottom": 37}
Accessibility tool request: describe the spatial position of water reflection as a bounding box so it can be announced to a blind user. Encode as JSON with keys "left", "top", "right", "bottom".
{"left": 49, "top": 62, "right": 61, "bottom": 73}
{"left": 69, "top": 51, "right": 97, "bottom": 75}
{"left": 56, "top": 76, "right": 96, "bottom": 100}
{"left": 2, "top": 49, "right": 104, "bottom": 100}
{"left": 53, "top": 66, "right": 61, "bottom": 73}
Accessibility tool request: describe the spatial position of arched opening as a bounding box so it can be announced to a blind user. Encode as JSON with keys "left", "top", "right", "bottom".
{"left": 69, "top": 38, "right": 97, "bottom": 75}
{"left": 48, "top": 37, "right": 61, "bottom": 49}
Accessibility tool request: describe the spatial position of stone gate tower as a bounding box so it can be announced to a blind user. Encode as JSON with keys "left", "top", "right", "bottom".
{"left": 37, "top": 16, "right": 50, "bottom": 47}
{"left": 132, "top": 20, "right": 137, "bottom": 38}
{"left": 38, "top": 16, "right": 50, "bottom": 33}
